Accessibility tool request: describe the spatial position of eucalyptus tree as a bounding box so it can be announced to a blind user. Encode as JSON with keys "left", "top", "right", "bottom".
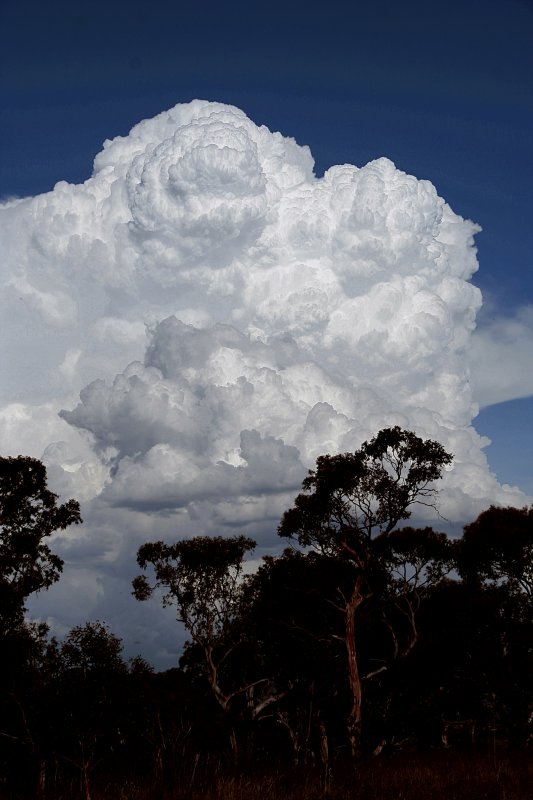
{"left": 133, "top": 535, "right": 284, "bottom": 758}
{"left": 278, "top": 426, "right": 453, "bottom": 756}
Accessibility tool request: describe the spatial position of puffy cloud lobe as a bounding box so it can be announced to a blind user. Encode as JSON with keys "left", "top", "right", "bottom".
{"left": 1, "top": 100, "right": 530, "bottom": 668}
{"left": 127, "top": 119, "right": 268, "bottom": 261}
{"left": 1, "top": 102, "right": 481, "bottom": 409}
{"left": 62, "top": 314, "right": 525, "bottom": 530}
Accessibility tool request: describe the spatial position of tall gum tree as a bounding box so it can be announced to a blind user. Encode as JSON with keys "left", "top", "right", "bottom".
{"left": 133, "top": 535, "right": 285, "bottom": 759}
{"left": 278, "top": 426, "right": 453, "bottom": 756}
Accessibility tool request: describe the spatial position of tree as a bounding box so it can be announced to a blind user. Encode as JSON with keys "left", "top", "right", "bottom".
{"left": 0, "top": 456, "right": 82, "bottom": 635}
{"left": 59, "top": 621, "right": 129, "bottom": 676}
{"left": 373, "top": 526, "right": 456, "bottom": 662}
{"left": 460, "top": 505, "right": 533, "bottom": 603}
{"left": 0, "top": 456, "right": 81, "bottom": 796}
{"left": 39, "top": 622, "right": 149, "bottom": 800}
{"left": 133, "top": 535, "right": 283, "bottom": 758}
{"left": 241, "top": 548, "right": 353, "bottom": 764}
{"left": 278, "top": 426, "right": 453, "bottom": 755}
{"left": 458, "top": 506, "right": 533, "bottom": 745}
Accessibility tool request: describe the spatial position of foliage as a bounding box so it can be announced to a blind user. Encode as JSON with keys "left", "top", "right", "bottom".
{"left": 277, "top": 427, "right": 453, "bottom": 755}
{"left": 279, "top": 426, "right": 452, "bottom": 552}
{"left": 59, "top": 621, "right": 129, "bottom": 675}
{"left": 2, "top": 445, "right": 533, "bottom": 795}
{"left": 133, "top": 535, "right": 256, "bottom": 647}
{"left": 133, "top": 535, "right": 262, "bottom": 757}
{"left": 0, "top": 455, "right": 81, "bottom": 634}
{"left": 460, "top": 505, "right": 533, "bottom": 601}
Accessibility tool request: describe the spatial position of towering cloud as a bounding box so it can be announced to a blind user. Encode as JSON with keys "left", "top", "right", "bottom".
{"left": 0, "top": 101, "right": 527, "bottom": 666}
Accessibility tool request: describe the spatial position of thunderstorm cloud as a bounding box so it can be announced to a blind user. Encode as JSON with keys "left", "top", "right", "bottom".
{"left": 0, "top": 101, "right": 528, "bottom": 666}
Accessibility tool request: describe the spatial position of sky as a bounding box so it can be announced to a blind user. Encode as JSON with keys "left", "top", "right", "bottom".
{"left": 1, "top": 0, "right": 532, "bottom": 668}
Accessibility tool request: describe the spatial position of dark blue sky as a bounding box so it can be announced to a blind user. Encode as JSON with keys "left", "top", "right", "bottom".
{"left": 1, "top": 0, "right": 532, "bottom": 493}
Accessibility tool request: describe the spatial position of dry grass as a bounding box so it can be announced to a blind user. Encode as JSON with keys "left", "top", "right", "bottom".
{"left": 97, "top": 752, "right": 532, "bottom": 800}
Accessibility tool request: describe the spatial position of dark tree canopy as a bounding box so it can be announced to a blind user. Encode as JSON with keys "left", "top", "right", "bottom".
{"left": 278, "top": 426, "right": 452, "bottom": 555}
{"left": 0, "top": 455, "right": 82, "bottom": 633}
{"left": 375, "top": 526, "right": 456, "bottom": 595}
{"left": 460, "top": 505, "right": 533, "bottom": 601}
{"left": 133, "top": 535, "right": 263, "bottom": 757}
{"left": 2, "top": 442, "right": 533, "bottom": 791}
{"left": 133, "top": 535, "right": 256, "bottom": 644}
{"left": 59, "top": 621, "right": 128, "bottom": 675}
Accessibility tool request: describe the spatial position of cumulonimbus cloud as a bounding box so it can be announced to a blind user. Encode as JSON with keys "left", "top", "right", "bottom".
{"left": 1, "top": 100, "right": 529, "bottom": 667}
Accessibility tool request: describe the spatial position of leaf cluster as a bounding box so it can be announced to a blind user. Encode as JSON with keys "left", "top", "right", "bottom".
{"left": 278, "top": 426, "right": 452, "bottom": 558}
{"left": 460, "top": 505, "right": 533, "bottom": 601}
{"left": 0, "top": 456, "right": 81, "bottom": 633}
{"left": 133, "top": 535, "right": 256, "bottom": 643}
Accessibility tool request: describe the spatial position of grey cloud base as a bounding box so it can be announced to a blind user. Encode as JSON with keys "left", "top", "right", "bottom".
{"left": 1, "top": 101, "right": 528, "bottom": 669}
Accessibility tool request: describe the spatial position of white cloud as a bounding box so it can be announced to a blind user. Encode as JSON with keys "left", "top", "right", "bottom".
{"left": 1, "top": 100, "right": 530, "bottom": 669}
{"left": 469, "top": 305, "right": 533, "bottom": 407}
{"left": 8, "top": 275, "right": 78, "bottom": 327}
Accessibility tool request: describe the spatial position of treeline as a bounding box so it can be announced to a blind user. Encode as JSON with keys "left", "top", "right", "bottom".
{"left": 1, "top": 429, "right": 532, "bottom": 799}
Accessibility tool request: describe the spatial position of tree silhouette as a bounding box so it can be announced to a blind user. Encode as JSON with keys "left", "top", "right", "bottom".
{"left": 48, "top": 622, "right": 141, "bottom": 800}
{"left": 0, "top": 455, "right": 81, "bottom": 635}
{"left": 459, "top": 506, "right": 533, "bottom": 745}
{"left": 460, "top": 505, "right": 533, "bottom": 602}
{"left": 133, "top": 535, "right": 284, "bottom": 758}
{"left": 278, "top": 426, "right": 453, "bottom": 755}
{"left": 0, "top": 456, "right": 81, "bottom": 795}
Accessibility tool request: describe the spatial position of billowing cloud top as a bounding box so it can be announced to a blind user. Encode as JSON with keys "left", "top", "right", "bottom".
{"left": 1, "top": 101, "right": 528, "bottom": 667}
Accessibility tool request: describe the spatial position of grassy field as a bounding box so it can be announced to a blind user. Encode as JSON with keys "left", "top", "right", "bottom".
{"left": 90, "top": 752, "right": 532, "bottom": 800}
{"left": 3, "top": 751, "right": 531, "bottom": 799}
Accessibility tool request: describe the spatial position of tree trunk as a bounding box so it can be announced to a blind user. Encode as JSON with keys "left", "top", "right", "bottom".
{"left": 81, "top": 758, "right": 92, "bottom": 800}
{"left": 36, "top": 756, "right": 46, "bottom": 799}
{"left": 228, "top": 725, "right": 239, "bottom": 764}
{"left": 204, "top": 642, "right": 240, "bottom": 762}
{"left": 345, "top": 587, "right": 364, "bottom": 757}
{"left": 276, "top": 712, "right": 302, "bottom": 764}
